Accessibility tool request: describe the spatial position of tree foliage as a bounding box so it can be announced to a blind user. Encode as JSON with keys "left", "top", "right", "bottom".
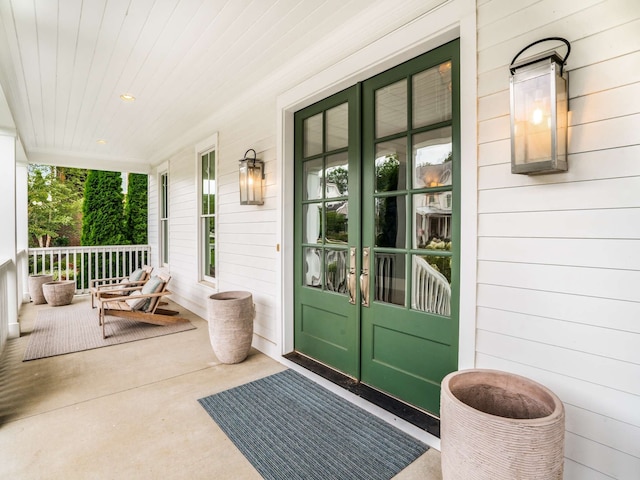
{"left": 375, "top": 155, "right": 400, "bottom": 247}
{"left": 81, "top": 170, "right": 128, "bottom": 246}
{"left": 325, "top": 167, "right": 348, "bottom": 195}
{"left": 28, "top": 165, "right": 85, "bottom": 247}
{"left": 124, "top": 173, "right": 148, "bottom": 244}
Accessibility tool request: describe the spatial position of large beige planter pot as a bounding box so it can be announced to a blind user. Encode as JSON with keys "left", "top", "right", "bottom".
{"left": 441, "top": 369, "right": 565, "bottom": 480}
{"left": 29, "top": 274, "right": 54, "bottom": 304}
{"left": 42, "top": 280, "right": 76, "bottom": 306}
{"left": 207, "top": 291, "right": 254, "bottom": 364}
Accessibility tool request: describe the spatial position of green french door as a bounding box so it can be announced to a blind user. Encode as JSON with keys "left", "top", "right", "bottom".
{"left": 294, "top": 40, "right": 459, "bottom": 415}
{"left": 294, "top": 86, "right": 361, "bottom": 377}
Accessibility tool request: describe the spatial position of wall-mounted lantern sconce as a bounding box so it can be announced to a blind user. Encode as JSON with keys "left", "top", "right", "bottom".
{"left": 510, "top": 37, "right": 571, "bottom": 175}
{"left": 239, "top": 149, "right": 264, "bottom": 205}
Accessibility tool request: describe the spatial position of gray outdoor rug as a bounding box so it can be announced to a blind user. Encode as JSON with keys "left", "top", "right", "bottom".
{"left": 198, "top": 369, "right": 428, "bottom": 480}
{"left": 23, "top": 301, "right": 196, "bottom": 361}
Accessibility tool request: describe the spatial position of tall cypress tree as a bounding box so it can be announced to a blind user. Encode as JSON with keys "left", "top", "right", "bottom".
{"left": 81, "top": 170, "right": 127, "bottom": 245}
{"left": 124, "top": 173, "right": 148, "bottom": 244}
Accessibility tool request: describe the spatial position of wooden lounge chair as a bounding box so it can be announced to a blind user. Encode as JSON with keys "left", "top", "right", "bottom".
{"left": 96, "top": 273, "right": 188, "bottom": 338}
{"left": 90, "top": 266, "right": 153, "bottom": 308}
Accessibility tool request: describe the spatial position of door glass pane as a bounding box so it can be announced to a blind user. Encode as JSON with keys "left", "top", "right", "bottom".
{"left": 376, "top": 80, "right": 407, "bottom": 138}
{"left": 325, "top": 249, "right": 348, "bottom": 294}
{"left": 304, "top": 158, "right": 323, "bottom": 200}
{"left": 412, "top": 62, "right": 452, "bottom": 128}
{"left": 325, "top": 152, "right": 349, "bottom": 198}
{"left": 326, "top": 103, "right": 349, "bottom": 151}
{"left": 375, "top": 138, "right": 407, "bottom": 192}
{"left": 304, "top": 113, "right": 323, "bottom": 157}
{"left": 413, "top": 127, "right": 452, "bottom": 188}
{"left": 375, "top": 195, "right": 406, "bottom": 248}
{"left": 325, "top": 201, "right": 348, "bottom": 244}
{"left": 303, "top": 204, "right": 322, "bottom": 244}
{"left": 411, "top": 254, "right": 451, "bottom": 316}
{"left": 304, "top": 247, "right": 322, "bottom": 288}
{"left": 374, "top": 253, "right": 405, "bottom": 306}
{"left": 414, "top": 193, "right": 452, "bottom": 249}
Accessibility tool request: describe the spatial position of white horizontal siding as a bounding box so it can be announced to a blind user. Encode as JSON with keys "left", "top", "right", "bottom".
{"left": 477, "top": 307, "right": 640, "bottom": 364}
{"left": 478, "top": 208, "right": 640, "bottom": 239}
{"left": 153, "top": 95, "right": 279, "bottom": 351}
{"left": 478, "top": 284, "right": 640, "bottom": 333}
{"left": 479, "top": 145, "right": 640, "bottom": 188}
{"left": 478, "top": 237, "right": 640, "bottom": 270}
{"left": 477, "top": 0, "right": 640, "bottom": 478}
{"left": 479, "top": 177, "right": 640, "bottom": 212}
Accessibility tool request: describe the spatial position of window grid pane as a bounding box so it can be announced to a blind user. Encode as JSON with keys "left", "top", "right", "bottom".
{"left": 200, "top": 149, "right": 216, "bottom": 280}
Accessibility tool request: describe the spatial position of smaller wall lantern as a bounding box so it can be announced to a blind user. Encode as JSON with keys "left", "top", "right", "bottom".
{"left": 510, "top": 37, "right": 571, "bottom": 175}
{"left": 239, "top": 149, "right": 264, "bottom": 205}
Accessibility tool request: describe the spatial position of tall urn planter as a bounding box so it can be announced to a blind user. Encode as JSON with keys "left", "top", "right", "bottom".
{"left": 207, "top": 291, "right": 254, "bottom": 364}
{"left": 441, "top": 369, "right": 565, "bottom": 480}
{"left": 29, "top": 274, "right": 54, "bottom": 304}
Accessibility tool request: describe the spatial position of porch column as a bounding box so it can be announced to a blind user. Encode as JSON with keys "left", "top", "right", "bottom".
{"left": 16, "top": 161, "right": 29, "bottom": 303}
{"left": 0, "top": 130, "right": 19, "bottom": 338}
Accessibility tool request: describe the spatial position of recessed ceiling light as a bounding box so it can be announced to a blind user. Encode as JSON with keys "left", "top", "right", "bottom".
{"left": 97, "top": 139, "right": 107, "bottom": 144}
{"left": 119, "top": 94, "right": 136, "bottom": 102}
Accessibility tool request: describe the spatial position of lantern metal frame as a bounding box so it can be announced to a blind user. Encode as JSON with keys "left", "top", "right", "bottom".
{"left": 509, "top": 37, "right": 571, "bottom": 175}
{"left": 238, "top": 148, "right": 265, "bottom": 205}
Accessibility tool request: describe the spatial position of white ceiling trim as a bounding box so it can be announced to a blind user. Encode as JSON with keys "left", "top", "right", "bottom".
{"left": 27, "top": 147, "right": 150, "bottom": 173}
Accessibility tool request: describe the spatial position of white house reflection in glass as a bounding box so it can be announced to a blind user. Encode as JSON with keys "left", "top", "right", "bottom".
{"left": 413, "top": 127, "right": 452, "bottom": 188}
{"left": 414, "top": 193, "right": 452, "bottom": 249}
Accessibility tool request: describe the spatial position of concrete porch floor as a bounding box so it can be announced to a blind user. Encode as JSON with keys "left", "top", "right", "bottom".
{"left": 0, "top": 295, "right": 442, "bottom": 479}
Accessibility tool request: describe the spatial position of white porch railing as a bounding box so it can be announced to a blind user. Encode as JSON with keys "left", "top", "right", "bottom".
{"left": 0, "top": 257, "right": 10, "bottom": 354}
{"left": 28, "top": 245, "right": 151, "bottom": 295}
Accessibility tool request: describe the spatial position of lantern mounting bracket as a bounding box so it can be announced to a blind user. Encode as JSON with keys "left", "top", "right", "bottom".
{"left": 241, "top": 148, "right": 258, "bottom": 165}
{"left": 509, "top": 37, "right": 571, "bottom": 76}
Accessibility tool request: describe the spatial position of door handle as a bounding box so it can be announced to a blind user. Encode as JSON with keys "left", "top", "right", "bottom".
{"left": 360, "top": 247, "right": 370, "bottom": 307}
{"left": 347, "top": 247, "right": 357, "bottom": 305}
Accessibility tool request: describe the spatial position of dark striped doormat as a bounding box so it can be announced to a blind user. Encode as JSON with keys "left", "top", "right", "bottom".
{"left": 198, "top": 369, "right": 427, "bottom": 480}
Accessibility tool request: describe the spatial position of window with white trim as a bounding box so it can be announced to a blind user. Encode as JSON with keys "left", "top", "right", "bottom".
{"left": 160, "top": 172, "right": 169, "bottom": 265}
{"left": 200, "top": 148, "right": 216, "bottom": 281}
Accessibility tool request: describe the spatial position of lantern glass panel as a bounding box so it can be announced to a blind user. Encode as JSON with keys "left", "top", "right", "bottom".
{"left": 510, "top": 56, "right": 568, "bottom": 175}
{"left": 555, "top": 70, "right": 568, "bottom": 165}
{"left": 512, "top": 66, "right": 553, "bottom": 166}
{"left": 239, "top": 159, "right": 264, "bottom": 205}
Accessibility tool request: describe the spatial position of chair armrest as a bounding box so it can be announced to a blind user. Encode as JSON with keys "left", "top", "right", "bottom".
{"left": 97, "top": 289, "right": 171, "bottom": 304}
{"left": 93, "top": 280, "right": 146, "bottom": 291}
{"left": 90, "top": 276, "right": 130, "bottom": 287}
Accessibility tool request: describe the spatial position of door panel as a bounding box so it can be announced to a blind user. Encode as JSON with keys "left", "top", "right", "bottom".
{"left": 360, "top": 40, "right": 460, "bottom": 414}
{"left": 294, "top": 86, "right": 360, "bottom": 377}
{"left": 294, "top": 40, "right": 459, "bottom": 415}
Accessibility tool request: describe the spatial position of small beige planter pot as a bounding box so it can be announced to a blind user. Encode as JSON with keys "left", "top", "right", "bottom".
{"left": 207, "top": 291, "right": 254, "bottom": 364}
{"left": 42, "top": 280, "right": 76, "bottom": 306}
{"left": 441, "top": 369, "right": 565, "bottom": 480}
{"left": 29, "top": 274, "right": 54, "bottom": 304}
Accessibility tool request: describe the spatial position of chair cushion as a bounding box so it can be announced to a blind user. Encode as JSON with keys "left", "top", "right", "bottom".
{"left": 141, "top": 276, "right": 164, "bottom": 294}
{"left": 125, "top": 290, "right": 147, "bottom": 310}
{"left": 128, "top": 268, "right": 146, "bottom": 282}
{"left": 140, "top": 276, "right": 166, "bottom": 311}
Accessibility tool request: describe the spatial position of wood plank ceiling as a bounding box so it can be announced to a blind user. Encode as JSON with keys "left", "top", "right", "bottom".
{"left": 0, "top": 0, "right": 446, "bottom": 171}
